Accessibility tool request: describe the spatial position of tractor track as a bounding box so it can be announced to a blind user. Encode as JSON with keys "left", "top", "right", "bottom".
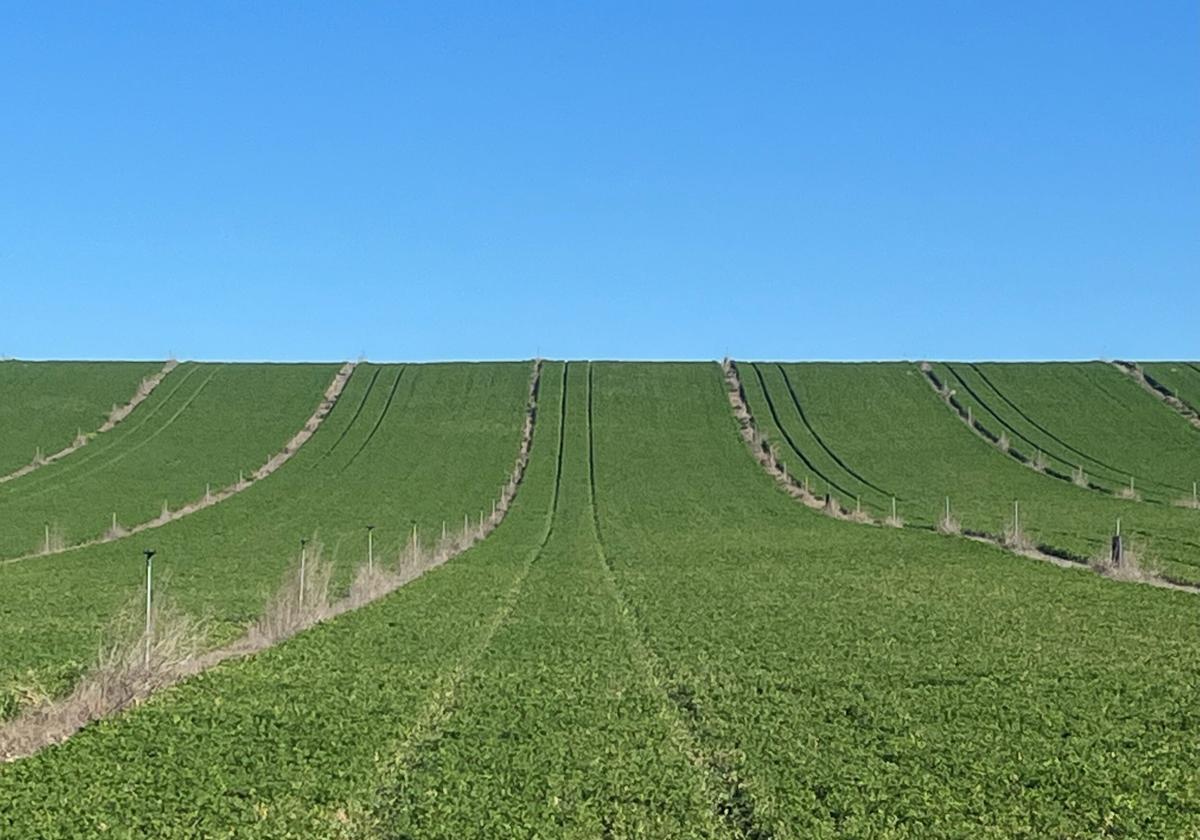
{"left": 587, "top": 362, "right": 765, "bottom": 839}
{"left": 0, "top": 366, "right": 223, "bottom": 508}
{"left": 0, "top": 363, "right": 205, "bottom": 497}
{"left": 359, "top": 362, "right": 566, "bottom": 836}
{"left": 774, "top": 363, "right": 894, "bottom": 498}
{"left": 317, "top": 366, "right": 380, "bottom": 463}
{"left": 748, "top": 363, "right": 856, "bottom": 502}
{"left": 342, "top": 366, "right": 407, "bottom": 472}
{"left": 964, "top": 363, "right": 1137, "bottom": 481}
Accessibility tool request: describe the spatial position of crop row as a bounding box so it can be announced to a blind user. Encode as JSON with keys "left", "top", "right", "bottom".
{"left": 0, "top": 363, "right": 530, "bottom": 720}
{"left": 0, "top": 362, "right": 338, "bottom": 560}
{"left": 0, "top": 360, "right": 161, "bottom": 476}
{"left": 743, "top": 362, "right": 1200, "bottom": 584}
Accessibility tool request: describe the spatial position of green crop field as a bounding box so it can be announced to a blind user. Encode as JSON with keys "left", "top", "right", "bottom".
{"left": 2, "top": 360, "right": 1199, "bottom": 837}
{"left": 1141, "top": 362, "right": 1200, "bottom": 416}
{"left": 0, "top": 362, "right": 529, "bottom": 720}
{"left": 936, "top": 362, "right": 1200, "bottom": 501}
{"left": 0, "top": 360, "right": 161, "bottom": 475}
{"left": 743, "top": 362, "right": 1200, "bottom": 584}
{"left": 0, "top": 362, "right": 337, "bottom": 559}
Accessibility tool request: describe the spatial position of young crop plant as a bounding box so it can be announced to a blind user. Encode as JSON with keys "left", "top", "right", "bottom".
{"left": 0, "top": 360, "right": 166, "bottom": 479}
{"left": 0, "top": 362, "right": 532, "bottom": 726}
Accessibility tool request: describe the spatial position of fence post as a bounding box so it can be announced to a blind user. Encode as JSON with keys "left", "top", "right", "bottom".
{"left": 143, "top": 549, "right": 156, "bottom": 667}
{"left": 299, "top": 538, "right": 308, "bottom": 609}
{"left": 366, "top": 525, "right": 376, "bottom": 575}
{"left": 1112, "top": 519, "right": 1123, "bottom": 568}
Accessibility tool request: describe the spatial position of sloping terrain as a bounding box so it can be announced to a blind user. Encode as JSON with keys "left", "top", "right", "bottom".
{"left": 0, "top": 361, "right": 162, "bottom": 475}
{"left": 746, "top": 362, "right": 1200, "bottom": 583}
{"left": 0, "top": 363, "right": 338, "bottom": 559}
{"left": 3, "top": 362, "right": 1200, "bottom": 837}
{"left": 937, "top": 362, "right": 1200, "bottom": 501}
{"left": 0, "top": 363, "right": 529, "bottom": 719}
{"left": 1140, "top": 362, "right": 1200, "bottom": 421}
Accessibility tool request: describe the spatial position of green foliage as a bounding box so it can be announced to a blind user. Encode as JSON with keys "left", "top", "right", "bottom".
{"left": 0, "top": 362, "right": 338, "bottom": 559}
{"left": 1141, "top": 361, "right": 1200, "bottom": 415}
{"left": 3, "top": 361, "right": 1200, "bottom": 837}
{"left": 744, "top": 362, "right": 1200, "bottom": 583}
{"left": 0, "top": 360, "right": 160, "bottom": 475}
{"left": 595, "top": 362, "right": 1200, "bottom": 836}
{"left": 0, "top": 363, "right": 529, "bottom": 719}
{"left": 942, "top": 361, "right": 1200, "bottom": 500}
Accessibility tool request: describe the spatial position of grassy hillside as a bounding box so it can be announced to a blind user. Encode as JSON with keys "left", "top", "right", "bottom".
{"left": 0, "top": 360, "right": 161, "bottom": 475}
{"left": 5, "top": 362, "right": 1200, "bottom": 836}
{"left": 0, "top": 362, "right": 529, "bottom": 719}
{"left": 595, "top": 362, "right": 1200, "bottom": 837}
{"left": 938, "top": 361, "right": 1199, "bottom": 501}
{"left": 0, "top": 362, "right": 337, "bottom": 559}
{"left": 745, "top": 362, "right": 1200, "bottom": 583}
{"left": 1141, "top": 362, "right": 1200, "bottom": 417}
{"left": 0, "top": 362, "right": 554, "bottom": 836}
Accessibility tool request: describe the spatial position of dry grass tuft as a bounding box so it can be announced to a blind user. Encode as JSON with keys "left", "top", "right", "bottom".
{"left": 1115, "top": 485, "right": 1141, "bottom": 501}
{"left": 40, "top": 525, "right": 67, "bottom": 555}
{"left": 996, "top": 432, "right": 1010, "bottom": 453}
{"left": 1031, "top": 450, "right": 1049, "bottom": 473}
{"left": 884, "top": 514, "right": 904, "bottom": 528}
{"left": 0, "top": 591, "right": 210, "bottom": 762}
{"left": 1072, "top": 466, "right": 1088, "bottom": 488}
{"left": 1001, "top": 522, "right": 1035, "bottom": 552}
{"left": 244, "top": 543, "right": 335, "bottom": 649}
{"left": 1090, "top": 541, "right": 1158, "bottom": 584}
{"left": 936, "top": 511, "right": 961, "bottom": 535}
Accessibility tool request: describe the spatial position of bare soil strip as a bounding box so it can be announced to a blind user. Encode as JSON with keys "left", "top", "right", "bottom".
{"left": 2, "top": 362, "right": 359, "bottom": 565}
{"left": 726, "top": 359, "right": 1200, "bottom": 595}
{"left": 0, "top": 360, "right": 179, "bottom": 485}
{"left": 0, "top": 360, "right": 544, "bottom": 763}
{"left": 963, "top": 363, "right": 1132, "bottom": 479}
{"left": 318, "top": 366, "right": 382, "bottom": 462}
{"left": 1114, "top": 361, "right": 1200, "bottom": 432}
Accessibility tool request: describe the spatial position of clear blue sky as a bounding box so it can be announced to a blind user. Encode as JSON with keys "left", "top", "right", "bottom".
{"left": 2, "top": 2, "right": 1196, "bottom": 362}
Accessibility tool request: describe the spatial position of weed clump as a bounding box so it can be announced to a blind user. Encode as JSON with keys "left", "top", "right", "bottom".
{"left": 1090, "top": 541, "right": 1157, "bottom": 584}
{"left": 0, "top": 590, "right": 210, "bottom": 761}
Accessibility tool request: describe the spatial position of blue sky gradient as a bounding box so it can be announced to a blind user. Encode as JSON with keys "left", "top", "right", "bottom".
{"left": 2, "top": 2, "right": 1196, "bottom": 361}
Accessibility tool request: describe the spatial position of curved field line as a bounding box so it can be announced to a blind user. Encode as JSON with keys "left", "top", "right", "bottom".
{"left": 1, "top": 364, "right": 356, "bottom": 566}
{"left": 964, "top": 364, "right": 1138, "bottom": 482}
{"left": 775, "top": 363, "right": 894, "bottom": 498}
{"left": 0, "top": 364, "right": 204, "bottom": 496}
{"left": 940, "top": 365, "right": 1123, "bottom": 493}
{"left": 0, "top": 367, "right": 223, "bottom": 508}
{"left": 749, "top": 363, "right": 857, "bottom": 501}
{"left": 0, "top": 362, "right": 542, "bottom": 762}
{"left": 342, "top": 366, "right": 407, "bottom": 472}
{"left": 924, "top": 364, "right": 1131, "bottom": 496}
{"left": 733, "top": 361, "right": 1200, "bottom": 595}
{"left": 586, "top": 362, "right": 750, "bottom": 838}
{"left": 316, "top": 367, "right": 381, "bottom": 463}
{"left": 354, "top": 363, "right": 564, "bottom": 834}
{"left": 0, "top": 360, "right": 180, "bottom": 485}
